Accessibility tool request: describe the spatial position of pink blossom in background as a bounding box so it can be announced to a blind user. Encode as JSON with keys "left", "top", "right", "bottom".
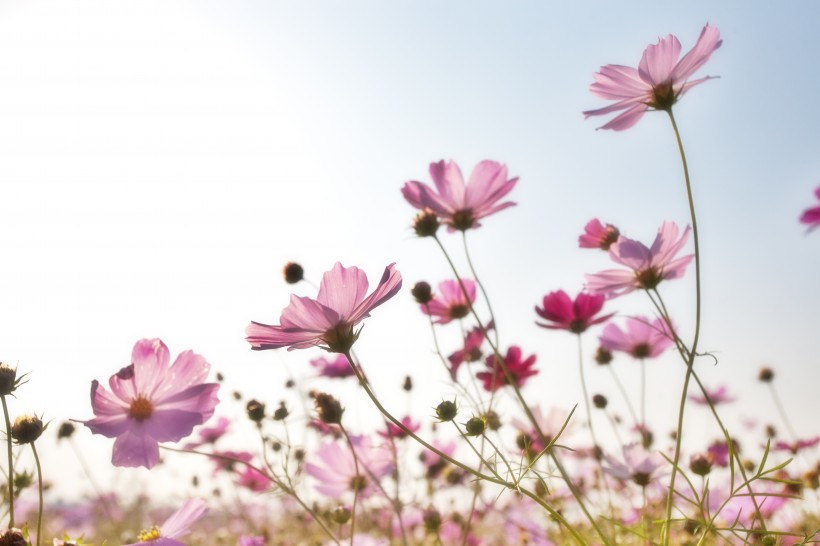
{"left": 209, "top": 449, "right": 254, "bottom": 475}
{"left": 512, "top": 406, "right": 576, "bottom": 454}
{"left": 600, "top": 316, "right": 674, "bottom": 359}
{"left": 535, "top": 290, "right": 612, "bottom": 334}
{"left": 310, "top": 354, "right": 355, "bottom": 379}
{"left": 239, "top": 537, "right": 266, "bottom": 546}
{"left": 447, "top": 321, "right": 493, "bottom": 379}
{"left": 82, "top": 339, "right": 220, "bottom": 469}
{"left": 800, "top": 185, "right": 820, "bottom": 231}
{"left": 422, "top": 279, "right": 476, "bottom": 325}
{"left": 378, "top": 416, "right": 420, "bottom": 440}
{"left": 583, "top": 23, "right": 722, "bottom": 130}
{"left": 688, "top": 385, "right": 736, "bottom": 405}
{"left": 402, "top": 159, "right": 518, "bottom": 231}
{"left": 246, "top": 262, "right": 402, "bottom": 353}
{"left": 236, "top": 466, "right": 270, "bottom": 492}
{"left": 124, "top": 498, "right": 208, "bottom": 546}
{"left": 579, "top": 219, "right": 620, "bottom": 250}
{"left": 183, "top": 416, "right": 230, "bottom": 449}
{"left": 772, "top": 436, "right": 820, "bottom": 455}
{"left": 306, "top": 436, "right": 394, "bottom": 499}
{"left": 602, "top": 444, "right": 666, "bottom": 486}
{"left": 476, "top": 346, "right": 538, "bottom": 392}
{"left": 586, "top": 221, "right": 693, "bottom": 298}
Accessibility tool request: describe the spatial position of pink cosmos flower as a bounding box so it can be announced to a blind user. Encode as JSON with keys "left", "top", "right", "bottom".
{"left": 772, "top": 436, "right": 820, "bottom": 455}
{"left": 599, "top": 316, "right": 673, "bottom": 359}
{"left": 246, "top": 262, "right": 402, "bottom": 353}
{"left": 82, "top": 339, "right": 220, "bottom": 469}
{"left": 422, "top": 279, "right": 476, "bottom": 325}
{"left": 512, "top": 406, "right": 575, "bottom": 455}
{"left": 535, "top": 290, "right": 613, "bottom": 334}
{"left": 183, "top": 416, "right": 230, "bottom": 449}
{"left": 305, "top": 436, "right": 394, "bottom": 499}
{"left": 236, "top": 466, "right": 270, "bottom": 492}
{"left": 586, "top": 221, "right": 693, "bottom": 298}
{"left": 401, "top": 160, "right": 518, "bottom": 231}
{"left": 584, "top": 23, "right": 722, "bottom": 130}
{"left": 239, "top": 537, "right": 266, "bottom": 546}
{"left": 579, "top": 219, "right": 620, "bottom": 250}
{"left": 800, "top": 185, "right": 820, "bottom": 231}
{"left": 602, "top": 444, "right": 666, "bottom": 487}
{"left": 378, "top": 416, "right": 420, "bottom": 440}
{"left": 124, "top": 498, "right": 208, "bottom": 546}
{"left": 447, "top": 321, "right": 493, "bottom": 379}
{"left": 310, "top": 354, "right": 355, "bottom": 379}
{"left": 688, "top": 385, "right": 736, "bottom": 405}
{"left": 476, "top": 346, "right": 538, "bottom": 392}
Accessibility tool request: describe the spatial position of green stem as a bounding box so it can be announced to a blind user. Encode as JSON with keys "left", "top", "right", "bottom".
{"left": 662, "top": 109, "right": 703, "bottom": 546}
{"left": 338, "top": 425, "right": 361, "bottom": 543}
{"left": 32, "top": 442, "right": 43, "bottom": 546}
{"left": 767, "top": 383, "right": 798, "bottom": 440}
{"left": 1, "top": 395, "right": 13, "bottom": 528}
{"left": 461, "top": 232, "right": 499, "bottom": 348}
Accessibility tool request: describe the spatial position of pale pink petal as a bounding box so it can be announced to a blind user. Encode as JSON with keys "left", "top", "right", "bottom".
{"left": 671, "top": 24, "right": 722, "bottom": 82}
{"left": 583, "top": 96, "right": 645, "bottom": 119}
{"left": 112, "top": 429, "right": 160, "bottom": 468}
{"left": 661, "top": 254, "right": 694, "bottom": 280}
{"left": 155, "top": 383, "right": 220, "bottom": 417}
{"left": 316, "top": 263, "right": 370, "bottom": 320}
{"left": 245, "top": 321, "right": 324, "bottom": 351}
{"left": 596, "top": 102, "right": 649, "bottom": 131}
{"left": 400, "top": 181, "right": 454, "bottom": 217}
{"left": 160, "top": 498, "right": 209, "bottom": 539}
{"left": 349, "top": 263, "right": 403, "bottom": 323}
{"left": 464, "top": 161, "right": 506, "bottom": 209}
{"left": 430, "top": 160, "right": 466, "bottom": 206}
{"left": 609, "top": 238, "right": 651, "bottom": 270}
{"left": 638, "top": 35, "right": 682, "bottom": 85}
{"left": 599, "top": 323, "right": 631, "bottom": 353}
{"left": 279, "top": 294, "right": 339, "bottom": 331}
{"left": 585, "top": 269, "right": 638, "bottom": 297}
{"left": 590, "top": 65, "right": 649, "bottom": 99}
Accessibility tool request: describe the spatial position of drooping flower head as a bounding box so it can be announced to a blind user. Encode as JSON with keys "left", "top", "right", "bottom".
{"left": 246, "top": 262, "right": 402, "bottom": 353}
{"left": 421, "top": 279, "right": 476, "bottom": 325}
{"left": 82, "top": 339, "right": 220, "bottom": 469}
{"left": 125, "top": 498, "right": 208, "bottom": 546}
{"left": 402, "top": 160, "right": 518, "bottom": 231}
{"left": 579, "top": 219, "right": 620, "bottom": 250}
{"left": 800, "top": 185, "right": 820, "bottom": 232}
{"left": 586, "top": 221, "right": 693, "bottom": 298}
{"left": 535, "top": 290, "right": 613, "bottom": 334}
{"left": 599, "top": 316, "right": 673, "bottom": 359}
{"left": 584, "top": 23, "right": 722, "bottom": 130}
{"left": 476, "top": 346, "right": 538, "bottom": 392}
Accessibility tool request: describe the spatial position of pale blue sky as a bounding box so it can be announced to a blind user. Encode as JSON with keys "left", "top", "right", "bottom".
{"left": 0, "top": 1, "right": 818, "bottom": 500}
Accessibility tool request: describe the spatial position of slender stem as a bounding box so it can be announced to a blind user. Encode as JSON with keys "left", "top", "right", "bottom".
{"left": 767, "top": 383, "right": 798, "bottom": 440}
{"left": 640, "top": 359, "right": 646, "bottom": 437}
{"left": 577, "top": 335, "right": 600, "bottom": 451}
{"left": 31, "top": 442, "right": 43, "bottom": 546}
{"left": 662, "top": 109, "right": 703, "bottom": 546}
{"left": 462, "top": 232, "right": 499, "bottom": 348}
{"left": 1, "top": 395, "right": 13, "bottom": 527}
{"left": 606, "top": 366, "right": 640, "bottom": 428}
{"left": 338, "top": 426, "right": 361, "bottom": 542}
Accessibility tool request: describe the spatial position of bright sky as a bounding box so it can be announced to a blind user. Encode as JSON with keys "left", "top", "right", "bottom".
{"left": 0, "top": 1, "right": 818, "bottom": 501}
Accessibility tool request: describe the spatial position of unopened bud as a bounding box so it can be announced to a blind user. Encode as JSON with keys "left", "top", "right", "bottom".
{"left": 423, "top": 508, "right": 442, "bottom": 532}
{"left": 246, "top": 400, "right": 266, "bottom": 423}
{"left": 411, "top": 282, "right": 433, "bottom": 304}
{"left": 592, "top": 394, "right": 607, "bottom": 409}
{"left": 0, "top": 364, "right": 19, "bottom": 396}
{"left": 464, "top": 416, "right": 485, "bottom": 437}
{"left": 689, "top": 453, "right": 712, "bottom": 476}
{"left": 435, "top": 400, "right": 458, "bottom": 422}
{"left": 413, "top": 209, "right": 440, "bottom": 237}
{"left": 331, "top": 506, "right": 351, "bottom": 525}
{"left": 594, "top": 347, "right": 613, "bottom": 365}
{"left": 402, "top": 376, "right": 413, "bottom": 391}
{"left": 483, "top": 410, "right": 501, "bottom": 431}
{"left": 57, "top": 421, "right": 76, "bottom": 440}
{"left": 283, "top": 262, "right": 304, "bottom": 284}
{"left": 758, "top": 367, "right": 774, "bottom": 382}
{"left": 314, "top": 393, "right": 344, "bottom": 425}
{"left": 273, "top": 403, "right": 289, "bottom": 421}
{"left": 11, "top": 415, "right": 44, "bottom": 444}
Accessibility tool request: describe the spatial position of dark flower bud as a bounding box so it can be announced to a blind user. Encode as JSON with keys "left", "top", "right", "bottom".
{"left": 0, "top": 528, "right": 27, "bottom": 546}
{"left": 314, "top": 393, "right": 344, "bottom": 425}
{"left": 594, "top": 347, "right": 613, "bottom": 365}
{"left": 232, "top": 391, "right": 242, "bottom": 401}
{"left": 215, "top": 372, "right": 224, "bottom": 382}
{"left": 411, "top": 282, "right": 433, "bottom": 304}
{"left": 331, "top": 505, "right": 351, "bottom": 525}
{"left": 273, "top": 403, "right": 289, "bottom": 421}
{"left": 758, "top": 367, "right": 774, "bottom": 382}
{"left": 11, "top": 415, "right": 44, "bottom": 444}
{"left": 760, "top": 536, "right": 776, "bottom": 546}
{"left": 285, "top": 379, "right": 295, "bottom": 389}
{"left": 271, "top": 441, "right": 282, "bottom": 452}
{"left": 0, "top": 364, "right": 19, "bottom": 396}
{"left": 464, "top": 416, "right": 486, "bottom": 437}
{"left": 483, "top": 410, "right": 501, "bottom": 431}
{"left": 13, "top": 471, "right": 33, "bottom": 493}
{"left": 435, "top": 400, "right": 458, "bottom": 422}
{"left": 402, "top": 376, "right": 413, "bottom": 391}
{"left": 689, "top": 453, "right": 712, "bottom": 476}
{"left": 592, "top": 394, "right": 608, "bottom": 409}
{"left": 413, "top": 209, "right": 440, "bottom": 237}
{"left": 293, "top": 448, "right": 305, "bottom": 462}
{"left": 765, "top": 424, "right": 777, "bottom": 438}
{"left": 423, "top": 508, "right": 442, "bottom": 533}
{"left": 57, "top": 422, "right": 76, "bottom": 440}
{"left": 246, "top": 399, "right": 266, "bottom": 423}
{"left": 283, "top": 262, "right": 304, "bottom": 284}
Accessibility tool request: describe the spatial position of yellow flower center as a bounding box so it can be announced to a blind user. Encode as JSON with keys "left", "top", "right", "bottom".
{"left": 137, "top": 526, "right": 161, "bottom": 542}
{"left": 129, "top": 395, "right": 154, "bottom": 421}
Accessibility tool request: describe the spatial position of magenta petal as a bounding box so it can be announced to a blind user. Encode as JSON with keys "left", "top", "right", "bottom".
{"left": 245, "top": 321, "right": 323, "bottom": 350}
{"left": 112, "top": 430, "right": 160, "bottom": 468}
{"left": 638, "top": 34, "right": 682, "bottom": 86}
{"left": 160, "top": 498, "right": 209, "bottom": 539}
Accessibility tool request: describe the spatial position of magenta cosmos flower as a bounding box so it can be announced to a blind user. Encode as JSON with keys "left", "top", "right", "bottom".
{"left": 306, "top": 435, "right": 393, "bottom": 499}
{"left": 476, "top": 346, "right": 538, "bottom": 392}
{"left": 422, "top": 279, "right": 476, "bottom": 325}
{"left": 82, "top": 339, "right": 220, "bottom": 469}
{"left": 535, "top": 290, "right": 612, "bottom": 334}
{"left": 599, "top": 316, "right": 673, "bottom": 359}
{"left": 800, "top": 185, "right": 820, "bottom": 232}
{"left": 584, "top": 23, "right": 722, "bottom": 130}
{"left": 579, "top": 218, "right": 620, "bottom": 250}
{"left": 125, "top": 498, "right": 208, "bottom": 546}
{"left": 402, "top": 160, "right": 518, "bottom": 231}
{"left": 310, "top": 354, "right": 356, "bottom": 379}
{"left": 246, "top": 262, "right": 402, "bottom": 353}
{"left": 586, "top": 221, "right": 693, "bottom": 298}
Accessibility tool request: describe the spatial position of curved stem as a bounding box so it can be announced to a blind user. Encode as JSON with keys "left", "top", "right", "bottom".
{"left": 31, "top": 442, "right": 43, "bottom": 546}
{"left": 1, "top": 396, "right": 13, "bottom": 527}
{"left": 662, "top": 109, "right": 703, "bottom": 546}
{"left": 606, "top": 366, "right": 640, "bottom": 428}
{"left": 767, "top": 383, "right": 798, "bottom": 440}
{"left": 462, "top": 232, "right": 499, "bottom": 348}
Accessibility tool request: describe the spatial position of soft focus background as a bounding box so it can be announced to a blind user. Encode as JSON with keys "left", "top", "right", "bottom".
{"left": 0, "top": 0, "right": 818, "bottom": 501}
